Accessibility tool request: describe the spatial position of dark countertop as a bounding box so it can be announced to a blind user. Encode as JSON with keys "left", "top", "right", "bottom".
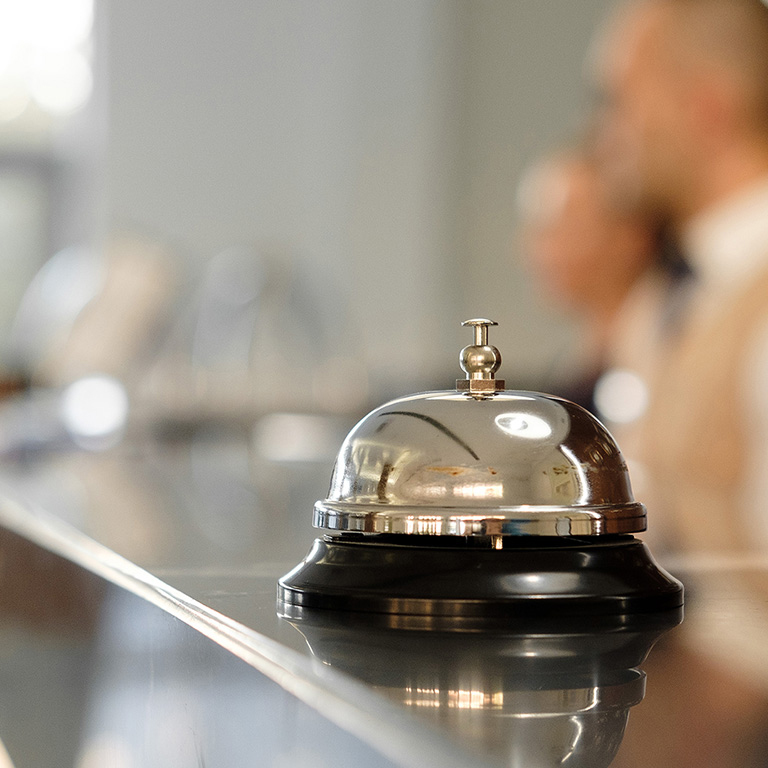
{"left": 1, "top": 428, "right": 767, "bottom": 767}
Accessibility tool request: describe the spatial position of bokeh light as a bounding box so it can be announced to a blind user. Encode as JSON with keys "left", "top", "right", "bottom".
{"left": 0, "top": 0, "right": 93, "bottom": 121}
{"left": 594, "top": 369, "right": 649, "bottom": 425}
{"left": 61, "top": 375, "right": 129, "bottom": 442}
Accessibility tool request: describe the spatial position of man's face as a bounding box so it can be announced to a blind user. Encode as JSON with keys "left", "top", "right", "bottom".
{"left": 592, "top": 2, "right": 694, "bottom": 217}
{"left": 520, "top": 158, "right": 651, "bottom": 314}
{"left": 522, "top": 160, "right": 607, "bottom": 310}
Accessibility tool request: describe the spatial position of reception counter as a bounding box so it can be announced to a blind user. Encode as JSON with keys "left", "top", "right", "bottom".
{"left": 0, "top": 427, "right": 766, "bottom": 767}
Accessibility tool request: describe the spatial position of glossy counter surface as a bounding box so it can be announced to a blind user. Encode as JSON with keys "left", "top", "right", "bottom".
{"left": 0, "top": 428, "right": 767, "bottom": 767}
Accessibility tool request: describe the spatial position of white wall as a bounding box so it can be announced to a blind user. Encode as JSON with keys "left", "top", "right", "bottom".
{"left": 459, "top": 0, "right": 614, "bottom": 387}
{"left": 104, "top": 0, "right": 613, "bottom": 400}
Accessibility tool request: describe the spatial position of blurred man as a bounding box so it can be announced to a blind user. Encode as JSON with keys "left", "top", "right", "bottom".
{"left": 592, "top": 0, "right": 768, "bottom": 553}
{"left": 518, "top": 145, "right": 668, "bottom": 411}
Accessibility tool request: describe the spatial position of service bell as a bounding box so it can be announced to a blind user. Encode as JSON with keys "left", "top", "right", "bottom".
{"left": 278, "top": 319, "right": 683, "bottom": 619}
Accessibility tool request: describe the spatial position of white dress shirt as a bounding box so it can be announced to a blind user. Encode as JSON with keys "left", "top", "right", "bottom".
{"left": 682, "top": 176, "right": 768, "bottom": 548}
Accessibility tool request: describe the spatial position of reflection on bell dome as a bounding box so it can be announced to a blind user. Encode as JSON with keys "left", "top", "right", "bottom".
{"left": 494, "top": 411, "right": 555, "bottom": 440}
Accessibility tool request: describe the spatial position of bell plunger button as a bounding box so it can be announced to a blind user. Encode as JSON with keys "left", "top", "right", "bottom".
{"left": 457, "top": 318, "right": 506, "bottom": 394}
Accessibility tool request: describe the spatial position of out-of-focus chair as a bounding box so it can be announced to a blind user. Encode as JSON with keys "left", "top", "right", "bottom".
{"left": 11, "top": 234, "right": 176, "bottom": 389}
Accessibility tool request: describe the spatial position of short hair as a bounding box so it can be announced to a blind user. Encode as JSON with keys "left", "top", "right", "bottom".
{"left": 658, "top": 0, "right": 768, "bottom": 132}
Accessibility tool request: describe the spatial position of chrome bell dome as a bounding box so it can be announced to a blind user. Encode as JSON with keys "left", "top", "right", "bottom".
{"left": 315, "top": 319, "right": 645, "bottom": 541}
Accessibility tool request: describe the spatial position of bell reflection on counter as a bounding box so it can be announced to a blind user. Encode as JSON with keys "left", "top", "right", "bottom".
{"left": 281, "top": 609, "right": 681, "bottom": 767}
{"left": 278, "top": 319, "right": 683, "bottom": 617}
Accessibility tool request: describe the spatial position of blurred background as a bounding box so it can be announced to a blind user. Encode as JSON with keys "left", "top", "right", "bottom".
{"left": 0, "top": 0, "right": 614, "bottom": 418}
{"left": 6, "top": 7, "right": 768, "bottom": 766}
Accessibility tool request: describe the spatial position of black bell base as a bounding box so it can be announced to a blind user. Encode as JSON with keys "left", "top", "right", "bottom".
{"left": 278, "top": 535, "right": 684, "bottom": 620}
